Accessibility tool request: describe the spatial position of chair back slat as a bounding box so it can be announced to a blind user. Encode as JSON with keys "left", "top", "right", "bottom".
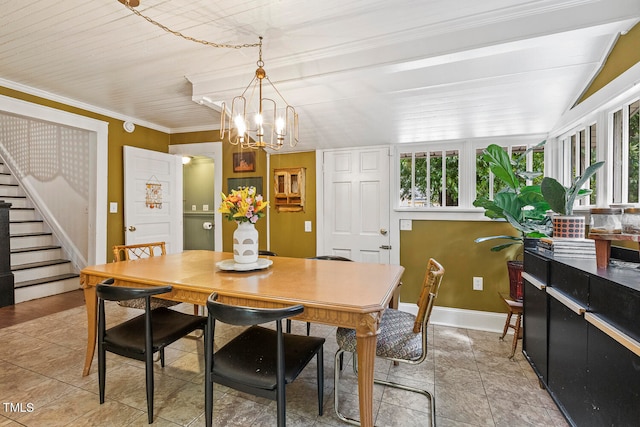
{"left": 413, "top": 258, "right": 445, "bottom": 333}
{"left": 97, "top": 281, "right": 172, "bottom": 302}
{"left": 113, "top": 242, "right": 166, "bottom": 262}
{"left": 206, "top": 293, "right": 304, "bottom": 326}
{"left": 309, "top": 255, "right": 353, "bottom": 262}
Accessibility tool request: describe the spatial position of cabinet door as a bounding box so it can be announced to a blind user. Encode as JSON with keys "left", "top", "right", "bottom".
{"left": 587, "top": 322, "right": 640, "bottom": 425}
{"left": 548, "top": 295, "right": 590, "bottom": 425}
{"left": 523, "top": 277, "right": 548, "bottom": 384}
{"left": 274, "top": 170, "right": 289, "bottom": 197}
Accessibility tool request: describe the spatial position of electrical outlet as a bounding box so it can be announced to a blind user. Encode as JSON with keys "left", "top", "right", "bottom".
{"left": 191, "top": 205, "right": 197, "bottom": 211}
{"left": 203, "top": 204, "right": 209, "bottom": 211}
{"left": 473, "top": 276, "right": 483, "bottom": 291}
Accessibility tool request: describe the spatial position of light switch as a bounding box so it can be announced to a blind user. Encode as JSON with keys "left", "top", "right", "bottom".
{"left": 109, "top": 202, "right": 118, "bottom": 213}
{"left": 203, "top": 204, "right": 209, "bottom": 211}
{"left": 304, "top": 221, "right": 312, "bottom": 232}
{"left": 191, "top": 205, "right": 197, "bottom": 211}
{"left": 400, "top": 219, "right": 412, "bottom": 230}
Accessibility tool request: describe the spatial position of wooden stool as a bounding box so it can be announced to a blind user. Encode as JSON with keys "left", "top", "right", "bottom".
{"left": 499, "top": 293, "right": 523, "bottom": 359}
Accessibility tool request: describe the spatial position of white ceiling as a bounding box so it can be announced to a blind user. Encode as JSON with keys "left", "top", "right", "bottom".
{"left": 1, "top": 0, "right": 639, "bottom": 152}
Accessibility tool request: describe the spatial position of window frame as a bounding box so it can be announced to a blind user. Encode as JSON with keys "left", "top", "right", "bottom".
{"left": 394, "top": 136, "right": 548, "bottom": 214}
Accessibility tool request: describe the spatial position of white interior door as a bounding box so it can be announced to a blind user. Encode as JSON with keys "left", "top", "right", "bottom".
{"left": 123, "top": 146, "right": 183, "bottom": 254}
{"left": 322, "top": 147, "right": 391, "bottom": 263}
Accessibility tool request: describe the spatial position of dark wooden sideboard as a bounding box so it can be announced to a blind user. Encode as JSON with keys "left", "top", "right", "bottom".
{"left": 522, "top": 248, "right": 640, "bottom": 426}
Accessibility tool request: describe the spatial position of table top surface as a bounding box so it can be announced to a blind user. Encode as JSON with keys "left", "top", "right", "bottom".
{"left": 81, "top": 250, "right": 405, "bottom": 314}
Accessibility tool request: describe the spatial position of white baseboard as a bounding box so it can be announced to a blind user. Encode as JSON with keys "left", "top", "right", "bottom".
{"left": 399, "top": 303, "right": 508, "bottom": 334}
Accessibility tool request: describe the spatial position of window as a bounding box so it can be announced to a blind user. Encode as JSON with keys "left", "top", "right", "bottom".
{"left": 399, "top": 150, "right": 459, "bottom": 207}
{"left": 399, "top": 140, "right": 544, "bottom": 210}
{"left": 611, "top": 99, "right": 640, "bottom": 204}
{"left": 475, "top": 143, "right": 544, "bottom": 198}
{"left": 560, "top": 124, "right": 598, "bottom": 207}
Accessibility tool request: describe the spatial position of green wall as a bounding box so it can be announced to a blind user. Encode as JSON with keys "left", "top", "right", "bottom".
{"left": 269, "top": 151, "right": 317, "bottom": 258}
{"left": 399, "top": 220, "right": 521, "bottom": 312}
{"left": 578, "top": 21, "right": 640, "bottom": 103}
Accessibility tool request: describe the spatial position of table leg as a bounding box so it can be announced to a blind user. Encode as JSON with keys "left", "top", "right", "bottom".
{"left": 356, "top": 334, "right": 375, "bottom": 427}
{"left": 356, "top": 320, "right": 378, "bottom": 427}
{"left": 82, "top": 285, "right": 97, "bottom": 376}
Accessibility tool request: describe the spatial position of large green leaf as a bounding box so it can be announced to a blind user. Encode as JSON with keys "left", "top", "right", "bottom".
{"left": 541, "top": 177, "right": 567, "bottom": 214}
{"left": 472, "top": 198, "right": 507, "bottom": 219}
{"left": 483, "top": 144, "right": 519, "bottom": 191}
{"left": 565, "top": 161, "right": 604, "bottom": 213}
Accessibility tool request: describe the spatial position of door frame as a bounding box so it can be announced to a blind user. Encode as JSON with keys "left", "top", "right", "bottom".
{"left": 316, "top": 145, "right": 399, "bottom": 264}
{"left": 169, "top": 142, "right": 223, "bottom": 252}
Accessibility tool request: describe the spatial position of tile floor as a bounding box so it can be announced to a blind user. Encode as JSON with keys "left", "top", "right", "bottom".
{"left": 0, "top": 293, "right": 568, "bottom": 426}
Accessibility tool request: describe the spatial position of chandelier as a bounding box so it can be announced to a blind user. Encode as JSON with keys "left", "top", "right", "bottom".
{"left": 220, "top": 37, "right": 298, "bottom": 150}
{"left": 118, "top": 1, "right": 298, "bottom": 150}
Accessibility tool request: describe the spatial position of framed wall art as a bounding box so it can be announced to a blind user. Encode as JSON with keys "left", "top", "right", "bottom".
{"left": 233, "top": 152, "right": 256, "bottom": 172}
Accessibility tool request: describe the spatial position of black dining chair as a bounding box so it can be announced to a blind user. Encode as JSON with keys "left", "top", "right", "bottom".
{"left": 286, "top": 255, "right": 354, "bottom": 336}
{"left": 204, "top": 292, "right": 325, "bottom": 427}
{"left": 258, "top": 250, "right": 278, "bottom": 256}
{"left": 97, "top": 278, "right": 207, "bottom": 424}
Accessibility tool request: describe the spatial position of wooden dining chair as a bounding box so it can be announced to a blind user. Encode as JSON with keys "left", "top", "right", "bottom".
{"left": 334, "top": 258, "right": 445, "bottom": 426}
{"left": 113, "top": 241, "right": 167, "bottom": 262}
{"left": 112, "top": 242, "right": 179, "bottom": 310}
{"left": 97, "top": 278, "right": 207, "bottom": 424}
{"left": 204, "top": 292, "right": 325, "bottom": 427}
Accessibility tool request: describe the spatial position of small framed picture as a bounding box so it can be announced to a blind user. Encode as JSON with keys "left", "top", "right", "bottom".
{"left": 233, "top": 152, "right": 256, "bottom": 172}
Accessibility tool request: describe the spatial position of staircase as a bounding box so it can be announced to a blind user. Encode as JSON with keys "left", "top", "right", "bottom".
{"left": 0, "top": 163, "right": 79, "bottom": 303}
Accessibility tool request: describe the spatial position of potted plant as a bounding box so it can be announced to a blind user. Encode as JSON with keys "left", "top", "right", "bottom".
{"left": 474, "top": 143, "right": 551, "bottom": 250}
{"left": 541, "top": 161, "right": 604, "bottom": 238}
{"left": 473, "top": 143, "right": 551, "bottom": 300}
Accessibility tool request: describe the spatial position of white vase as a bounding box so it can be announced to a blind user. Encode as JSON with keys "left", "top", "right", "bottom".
{"left": 233, "top": 222, "right": 259, "bottom": 264}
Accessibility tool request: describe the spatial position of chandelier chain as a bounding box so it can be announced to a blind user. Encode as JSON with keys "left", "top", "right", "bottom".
{"left": 122, "top": 2, "right": 261, "bottom": 50}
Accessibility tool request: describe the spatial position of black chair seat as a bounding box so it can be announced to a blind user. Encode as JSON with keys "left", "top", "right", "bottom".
{"left": 103, "top": 307, "right": 208, "bottom": 359}
{"left": 205, "top": 293, "right": 325, "bottom": 427}
{"left": 212, "top": 325, "right": 325, "bottom": 390}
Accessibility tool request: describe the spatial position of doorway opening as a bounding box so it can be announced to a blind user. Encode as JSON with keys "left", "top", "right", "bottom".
{"left": 169, "top": 142, "right": 223, "bottom": 252}
{"left": 183, "top": 155, "right": 215, "bottom": 250}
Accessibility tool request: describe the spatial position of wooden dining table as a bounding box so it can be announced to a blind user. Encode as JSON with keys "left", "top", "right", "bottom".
{"left": 80, "top": 250, "right": 404, "bottom": 427}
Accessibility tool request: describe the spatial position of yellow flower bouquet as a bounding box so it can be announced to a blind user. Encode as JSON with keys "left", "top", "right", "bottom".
{"left": 218, "top": 186, "right": 269, "bottom": 224}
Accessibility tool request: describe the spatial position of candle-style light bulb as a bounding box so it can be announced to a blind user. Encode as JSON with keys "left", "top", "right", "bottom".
{"left": 234, "top": 115, "right": 246, "bottom": 142}
{"left": 275, "top": 117, "right": 285, "bottom": 134}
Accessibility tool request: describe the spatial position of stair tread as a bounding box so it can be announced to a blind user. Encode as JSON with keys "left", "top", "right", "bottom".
{"left": 11, "top": 245, "right": 61, "bottom": 254}
{"left": 14, "top": 273, "right": 79, "bottom": 289}
{"left": 10, "top": 232, "right": 52, "bottom": 237}
{"left": 12, "top": 259, "right": 71, "bottom": 271}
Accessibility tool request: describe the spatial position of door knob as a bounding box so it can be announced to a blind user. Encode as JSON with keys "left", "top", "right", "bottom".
{"left": 380, "top": 228, "right": 388, "bottom": 235}
{"left": 128, "top": 225, "right": 137, "bottom": 232}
